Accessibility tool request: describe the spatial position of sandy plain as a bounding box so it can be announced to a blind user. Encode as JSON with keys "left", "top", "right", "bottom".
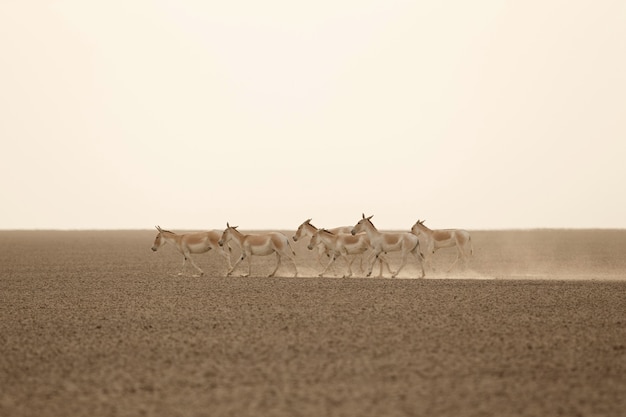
{"left": 0, "top": 229, "right": 625, "bottom": 416}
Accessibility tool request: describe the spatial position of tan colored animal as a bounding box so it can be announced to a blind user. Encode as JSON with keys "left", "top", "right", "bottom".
{"left": 352, "top": 214, "right": 425, "bottom": 278}
{"left": 308, "top": 228, "right": 391, "bottom": 278}
{"left": 151, "top": 226, "right": 232, "bottom": 276}
{"left": 219, "top": 223, "right": 298, "bottom": 277}
{"left": 293, "top": 219, "right": 353, "bottom": 266}
{"left": 411, "top": 220, "right": 473, "bottom": 271}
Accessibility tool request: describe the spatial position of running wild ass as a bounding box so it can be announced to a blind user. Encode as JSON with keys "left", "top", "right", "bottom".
{"left": 151, "top": 226, "right": 232, "bottom": 276}
{"left": 219, "top": 223, "right": 299, "bottom": 277}
{"left": 293, "top": 219, "right": 353, "bottom": 266}
{"left": 411, "top": 220, "right": 473, "bottom": 271}
{"left": 308, "top": 228, "right": 391, "bottom": 278}
{"left": 352, "top": 214, "right": 425, "bottom": 278}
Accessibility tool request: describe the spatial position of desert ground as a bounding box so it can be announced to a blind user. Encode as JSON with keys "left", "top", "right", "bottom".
{"left": 1, "top": 229, "right": 625, "bottom": 416}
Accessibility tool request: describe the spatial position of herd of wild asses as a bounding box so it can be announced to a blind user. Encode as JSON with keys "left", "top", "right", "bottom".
{"left": 152, "top": 215, "right": 472, "bottom": 278}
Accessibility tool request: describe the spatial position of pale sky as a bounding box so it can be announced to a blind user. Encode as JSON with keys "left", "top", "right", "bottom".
{"left": 1, "top": 0, "right": 625, "bottom": 230}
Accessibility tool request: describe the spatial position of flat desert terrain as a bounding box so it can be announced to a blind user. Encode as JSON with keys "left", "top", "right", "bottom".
{"left": 1, "top": 229, "right": 625, "bottom": 416}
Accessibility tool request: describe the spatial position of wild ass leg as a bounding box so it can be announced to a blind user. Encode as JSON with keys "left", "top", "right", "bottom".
{"left": 244, "top": 252, "right": 254, "bottom": 277}
{"left": 343, "top": 254, "right": 357, "bottom": 278}
{"left": 218, "top": 246, "right": 233, "bottom": 270}
{"left": 376, "top": 254, "right": 393, "bottom": 278}
{"left": 268, "top": 252, "right": 281, "bottom": 277}
{"left": 447, "top": 247, "right": 470, "bottom": 272}
{"left": 365, "top": 250, "right": 382, "bottom": 277}
{"left": 188, "top": 256, "right": 205, "bottom": 277}
{"left": 282, "top": 242, "right": 299, "bottom": 277}
{"left": 424, "top": 254, "right": 435, "bottom": 273}
{"left": 391, "top": 252, "right": 408, "bottom": 278}
{"left": 181, "top": 251, "right": 204, "bottom": 277}
{"left": 357, "top": 255, "right": 365, "bottom": 273}
{"left": 459, "top": 243, "right": 472, "bottom": 269}
{"left": 317, "top": 253, "right": 338, "bottom": 277}
{"left": 342, "top": 252, "right": 365, "bottom": 278}
{"left": 284, "top": 251, "right": 299, "bottom": 277}
{"left": 228, "top": 253, "right": 246, "bottom": 277}
{"left": 372, "top": 256, "right": 383, "bottom": 278}
{"left": 446, "top": 253, "right": 461, "bottom": 272}
{"left": 392, "top": 257, "right": 409, "bottom": 277}
{"left": 391, "top": 247, "right": 425, "bottom": 278}
{"left": 290, "top": 255, "right": 299, "bottom": 277}
{"left": 413, "top": 249, "right": 426, "bottom": 278}
{"left": 447, "top": 236, "right": 472, "bottom": 272}
{"left": 316, "top": 244, "right": 328, "bottom": 268}
{"left": 190, "top": 261, "right": 205, "bottom": 277}
{"left": 179, "top": 256, "right": 187, "bottom": 276}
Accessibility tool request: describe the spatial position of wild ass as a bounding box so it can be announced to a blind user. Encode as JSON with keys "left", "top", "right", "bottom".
{"left": 151, "top": 226, "right": 232, "bottom": 276}
{"left": 293, "top": 218, "right": 353, "bottom": 266}
{"left": 308, "top": 228, "right": 391, "bottom": 278}
{"left": 411, "top": 220, "right": 473, "bottom": 271}
{"left": 219, "top": 223, "right": 298, "bottom": 277}
{"left": 352, "top": 214, "right": 425, "bottom": 278}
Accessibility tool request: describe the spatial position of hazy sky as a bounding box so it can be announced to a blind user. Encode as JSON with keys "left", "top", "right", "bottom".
{"left": 1, "top": 0, "right": 625, "bottom": 230}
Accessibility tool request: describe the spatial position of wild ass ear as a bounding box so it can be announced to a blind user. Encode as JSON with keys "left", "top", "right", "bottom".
{"left": 306, "top": 218, "right": 312, "bottom": 224}
{"left": 362, "top": 213, "right": 366, "bottom": 219}
{"left": 156, "top": 225, "right": 162, "bottom": 232}
{"left": 366, "top": 215, "right": 373, "bottom": 220}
